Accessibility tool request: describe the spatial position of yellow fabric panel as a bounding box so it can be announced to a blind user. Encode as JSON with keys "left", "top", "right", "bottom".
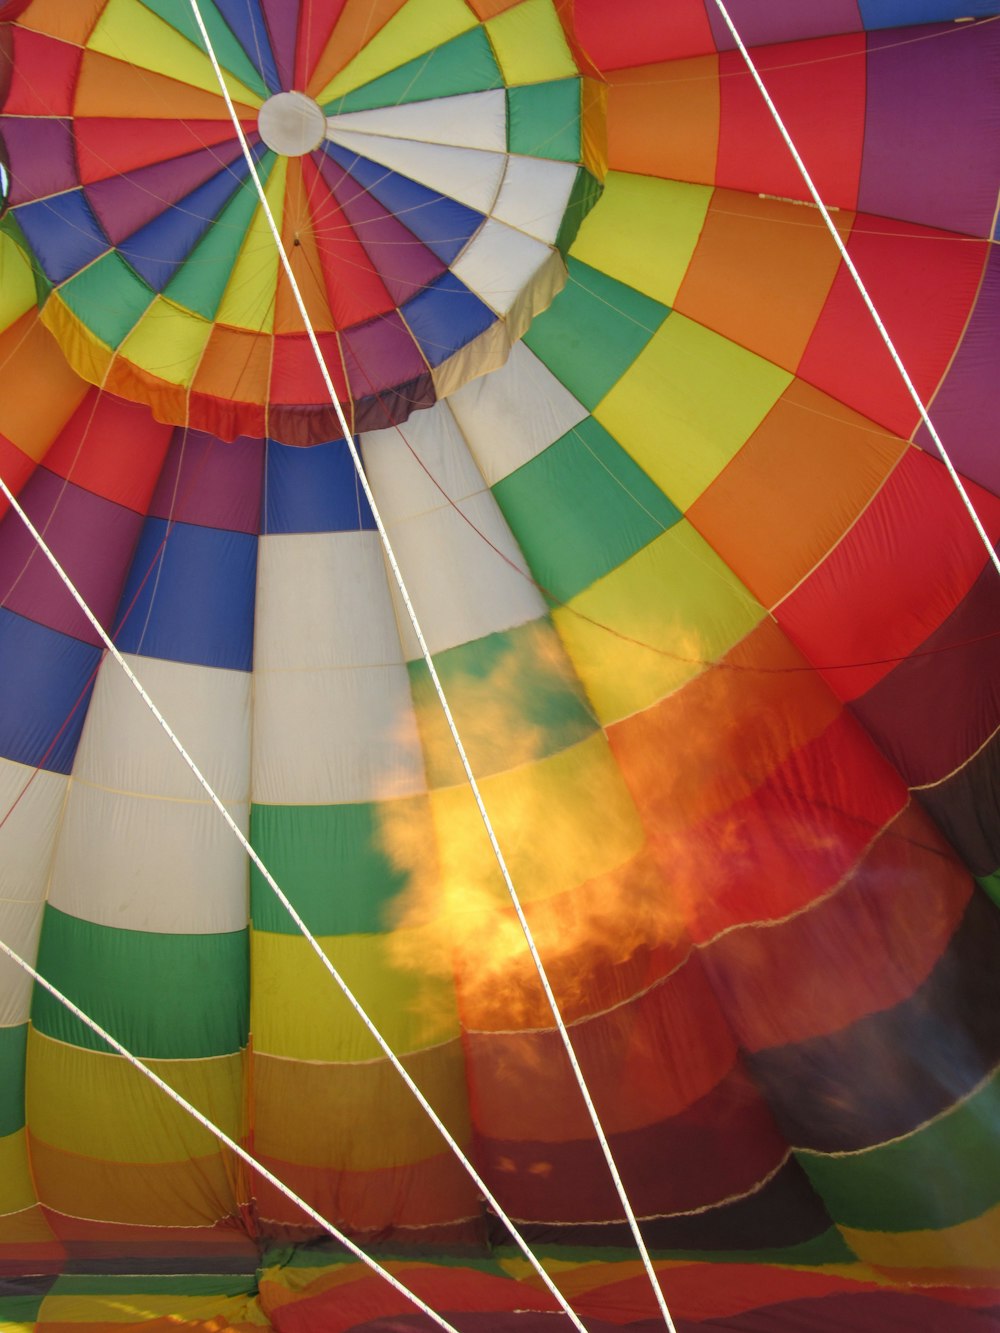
{"left": 26, "top": 1030, "right": 245, "bottom": 1164}
{"left": 88, "top": 0, "right": 262, "bottom": 108}
{"left": 250, "top": 927, "right": 461, "bottom": 1062}
{"left": 0, "top": 235, "right": 36, "bottom": 330}
{"left": 215, "top": 157, "right": 287, "bottom": 334}
{"left": 0, "top": 1130, "right": 36, "bottom": 1215}
{"left": 596, "top": 313, "right": 792, "bottom": 511}
{"left": 485, "top": 0, "right": 577, "bottom": 85}
{"left": 553, "top": 522, "right": 766, "bottom": 725}
{"left": 0, "top": 313, "right": 89, "bottom": 462}
{"left": 118, "top": 296, "right": 212, "bottom": 384}
{"left": 253, "top": 1040, "right": 471, "bottom": 1170}
{"left": 36, "top": 1293, "right": 265, "bottom": 1327}
{"left": 569, "top": 173, "right": 711, "bottom": 307}
{"left": 841, "top": 1201, "right": 1000, "bottom": 1273}
{"left": 581, "top": 77, "right": 608, "bottom": 181}
{"left": 42, "top": 297, "right": 115, "bottom": 388}
{"left": 316, "top": 0, "right": 478, "bottom": 103}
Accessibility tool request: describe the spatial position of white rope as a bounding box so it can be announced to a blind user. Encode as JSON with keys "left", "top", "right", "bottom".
{"left": 711, "top": 0, "right": 1000, "bottom": 580}
{"left": 0, "top": 477, "right": 586, "bottom": 1333}
{"left": 186, "top": 6, "right": 676, "bottom": 1329}
{"left": 0, "top": 933, "right": 462, "bottom": 1333}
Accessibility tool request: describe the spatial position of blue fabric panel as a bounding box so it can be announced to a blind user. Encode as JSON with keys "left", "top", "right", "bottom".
{"left": 13, "top": 190, "right": 108, "bottom": 284}
{"left": 0, "top": 608, "right": 100, "bottom": 774}
{"left": 212, "top": 0, "right": 281, "bottom": 92}
{"left": 118, "top": 152, "right": 261, "bottom": 291}
{"left": 264, "top": 437, "right": 376, "bottom": 535}
{"left": 321, "top": 143, "right": 483, "bottom": 265}
{"left": 113, "top": 520, "right": 257, "bottom": 670}
{"left": 858, "top": 1, "right": 999, "bottom": 25}
{"left": 400, "top": 271, "right": 497, "bottom": 367}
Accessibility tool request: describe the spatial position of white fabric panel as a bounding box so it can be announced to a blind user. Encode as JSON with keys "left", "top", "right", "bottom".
{"left": 451, "top": 217, "right": 554, "bottom": 315}
{"left": 252, "top": 662, "right": 425, "bottom": 804}
{"left": 71, "top": 655, "right": 251, "bottom": 802}
{"left": 364, "top": 428, "right": 546, "bottom": 659}
{"left": 326, "top": 90, "right": 506, "bottom": 152}
{"left": 493, "top": 155, "right": 578, "bottom": 243}
{"left": 446, "top": 340, "right": 588, "bottom": 484}
{"left": 0, "top": 761, "right": 66, "bottom": 1022}
{"left": 0, "top": 898, "right": 45, "bottom": 1025}
{"left": 324, "top": 129, "right": 505, "bottom": 214}
{"left": 254, "top": 532, "right": 401, "bottom": 671}
{"left": 363, "top": 403, "right": 488, "bottom": 520}
{"left": 47, "top": 784, "right": 250, "bottom": 934}
{"left": 252, "top": 531, "right": 424, "bottom": 803}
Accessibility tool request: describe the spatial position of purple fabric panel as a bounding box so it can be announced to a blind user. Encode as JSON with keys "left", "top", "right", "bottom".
{"left": 852, "top": 559, "right": 1000, "bottom": 786}
{"left": 0, "top": 470, "right": 142, "bottom": 645}
{"left": 261, "top": 0, "right": 300, "bottom": 90}
{"left": 323, "top": 159, "right": 446, "bottom": 306}
{"left": 148, "top": 429, "right": 265, "bottom": 534}
{"left": 858, "top": 22, "right": 1000, "bottom": 235}
{"left": 706, "top": 0, "right": 862, "bottom": 49}
{"left": 84, "top": 142, "right": 245, "bottom": 246}
{"left": 916, "top": 246, "right": 1000, "bottom": 494}
{"left": 1, "top": 118, "right": 77, "bottom": 205}
{"left": 341, "top": 310, "right": 429, "bottom": 397}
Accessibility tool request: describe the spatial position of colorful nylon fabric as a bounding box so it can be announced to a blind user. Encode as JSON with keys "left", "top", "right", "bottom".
{"left": 1, "top": 2, "right": 1000, "bottom": 1330}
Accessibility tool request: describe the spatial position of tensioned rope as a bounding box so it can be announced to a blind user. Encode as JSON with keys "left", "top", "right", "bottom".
{"left": 185, "top": 4, "right": 677, "bottom": 1330}
{"left": 0, "top": 930, "right": 463, "bottom": 1333}
{"left": 711, "top": 0, "right": 1000, "bottom": 582}
{"left": 0, "top": 472, "right": 589, "bottom": 1333}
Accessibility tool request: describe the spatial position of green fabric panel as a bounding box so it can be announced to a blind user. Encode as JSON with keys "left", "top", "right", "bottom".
{"left": 164, "top": 156, "right": 275, "bottom": 319}
{"left": 797, "top": 1066, "right": 1000, "bottom": 1232}
{"left": 52, "top": 1273, "right": 257, "bottom": 1296}
{"left": 507, "top": 79, "right": 581, "bottom": 161}
{"left": 0, "top": 1292, "right": 44, "bottom": 1323}
{"left": 250, "top": 801, "right": 410, "bottom": 936}
{"left": 0, "top": 1023, "right": 26, "bottom": 1136}
{"left": 137, "top": 0, "right": 269, "bottom": 98}
{"left": 31, "top": 905, "right": 248, "bottom": 1059}
{"left": 523, "top": 257, "right": 669, "bottom": 409}
{"left": 408, "top": 618, "right": 598, "bottom": 786}
{"left": 327, "top": 28, "right": 503, "bottom": 113}
{"left": 977, "top": 869, "right": 1000, "bottom": 908}
{"left": 59, "top": 252, "right": 153, "bottom": 347}
{"left": 493, "top": 415, "right": 681, "bottom": 603}
{"left": 555, "top": 166, "right": 603, "bottom": 257}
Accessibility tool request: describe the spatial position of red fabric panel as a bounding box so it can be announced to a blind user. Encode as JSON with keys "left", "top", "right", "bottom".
{"left": 42, "top": 393, "right": 172, "bottom": 511}
{"left": 716, "top": 36, "right": 866, "bottom": 205}
{"left": 269, "top": 330, "right": 349, "bottom": 409}
{"left": 777, "top": 447, "right": 1000, "bottom": 700}
{"left": 293, "top": 0, "right": 348, "bottom": 89}
{"left": 74, "top": 118, "right": 241, "bottom": 185}
{"left": 4, "top": 27, "right": 80, "bottom": 116}
{"left": 652, "top": 711, "right": 907, "bottom": 942}
{"left": 474, "top": 1064, "right": 789, "bottom": 1222}
{"left": 465, "top": 952, "right": 737, "bottom": 1142}
{"left": 569, "top": 0, "right": 715, "bottom": 70}
{"left": 701, "top": 803, "right": 972, "bottom": 1050}
{"left": 797, "top": 220, "right": 989, "bottom": 437}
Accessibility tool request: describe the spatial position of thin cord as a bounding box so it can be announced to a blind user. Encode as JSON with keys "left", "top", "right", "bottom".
{"left": 0, "top": 930, "right": 463, "bottom": 1333}
{"left": 186, "top": 5, "right": 676, "bottom": 1329}
{"left": 710, "top": 0, "right": 1000, "bottom": 581}
{"left": 0, "top": 472, "right": 588, "bottom": 1333}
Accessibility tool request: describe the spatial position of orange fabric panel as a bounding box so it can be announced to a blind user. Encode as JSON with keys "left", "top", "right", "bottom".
{"left": 275, "top": 159, "right": 337, "bottom": 335}
{"left": 606, "top": 55, "right": 718, "bottom": 184}
{"left": 675, "top": 192, "right": 852, "bottom": 371}
{"left": 686, "top": 378, "right": 906, "bottom": 608}
{"left": 305, "top": 0, "right": 409, "bottom": 99}
{"left": 74, "top": 51, "right": 257, "bottom": 120}
{"left": 16, "top": 0, "right": 104, "bottom": 45}
{"left": 608, "top": 618, "right": 842, "bottom": 836}
{"left": 467, "top": 0, "right": 522, "bottom": 16}
{"left": 192, "top": 325, "right": 273, "bottom": 409}
{"left": 0, "top": 313, "right": 89, "bottom": 465}
{"left": 702, "top": 803, "right": 973, "bottom": 1050}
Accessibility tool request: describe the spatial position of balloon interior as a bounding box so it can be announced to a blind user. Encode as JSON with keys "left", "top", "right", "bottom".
{"left": 1, "top": 1, "right": 1000, "bottom": 1330}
